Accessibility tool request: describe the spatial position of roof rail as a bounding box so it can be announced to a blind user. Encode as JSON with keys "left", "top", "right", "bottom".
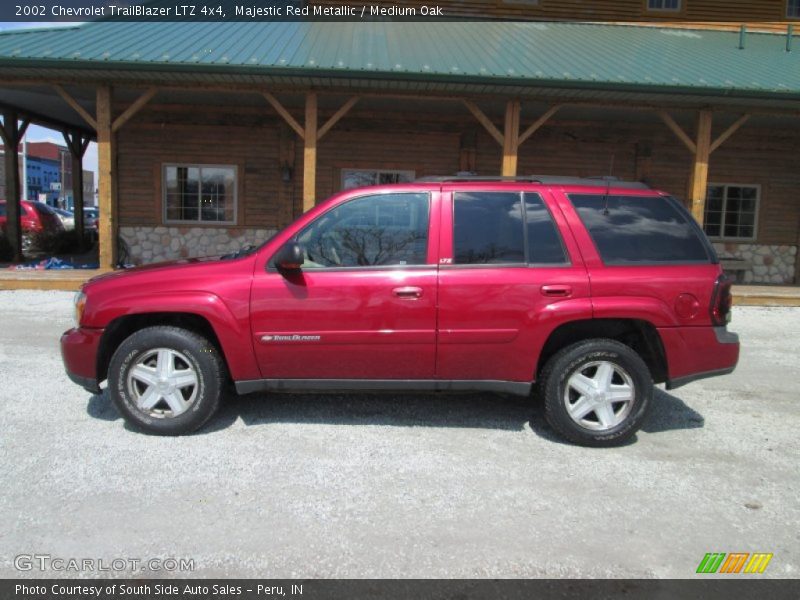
{"left": 414, "top": 175, "right": 651, "bottom": 190}
{"left": 415, "top": 176, "right": 541, "bottom": 183}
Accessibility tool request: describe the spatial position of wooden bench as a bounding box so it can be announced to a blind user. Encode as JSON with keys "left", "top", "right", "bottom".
{"left": 720, "top": 258, "right": 752, "bottom": 283}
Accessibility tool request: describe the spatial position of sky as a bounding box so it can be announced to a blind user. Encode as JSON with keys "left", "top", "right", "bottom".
{"left": 0, "top": 22, "right": 99, "bottom": 180}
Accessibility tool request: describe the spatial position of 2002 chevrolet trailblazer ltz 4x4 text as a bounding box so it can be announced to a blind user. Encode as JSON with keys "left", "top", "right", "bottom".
{"left": 61, "top": 177, "right": 739, "bottom": 446}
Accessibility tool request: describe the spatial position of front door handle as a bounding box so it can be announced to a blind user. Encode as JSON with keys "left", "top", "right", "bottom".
{"left": 392, "top": 286, "right": 423, "bottom": 299}
{"left": 541, "top": 285, "right": 572, "bottom": 297}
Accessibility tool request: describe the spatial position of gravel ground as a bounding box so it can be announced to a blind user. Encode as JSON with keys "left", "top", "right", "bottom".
{"left": 0, "top": 290, "right": 798, "bottom": 579}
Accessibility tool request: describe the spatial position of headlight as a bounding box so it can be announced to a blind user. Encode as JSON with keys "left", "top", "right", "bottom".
{"left": 74, "top": 291, "right": 87, "bottom": 327}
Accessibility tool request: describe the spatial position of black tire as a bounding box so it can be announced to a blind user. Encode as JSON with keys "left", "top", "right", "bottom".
{"left": 540, "top": 339, "right": 652, "bottom": 447}
{"left": 108, "top": 326, "right": 223, "bottom": 435}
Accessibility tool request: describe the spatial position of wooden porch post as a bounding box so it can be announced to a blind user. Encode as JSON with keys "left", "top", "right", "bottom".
{"left": 63, "top": 130, "right": 90, "bottom": 248}
{"left": 501, "top": 100, "right": 520, "bottom": 176}
{"left": 688, "top": 110, "right": 713, "bottom": 224}
{"left": 1, "top": 110, "right": 29, "bottom": 262}
{"left": 96, "top": 85, "right": 117, "bottom": 269}
{"left": 303, "top": 92, "right": 318, "bottom": 213}
{"left": 659, "top": 110, "right": 751, "bottom": 226}
{"left": 464, "top": 100, "right": 558, "bottom": 177}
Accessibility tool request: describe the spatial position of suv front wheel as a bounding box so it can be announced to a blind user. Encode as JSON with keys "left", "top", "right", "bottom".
{"left": 540, "top": 339, "right": 653, "bottom": 447}
{"left": 108, "top": 326, "right": 223, "bottom": 435}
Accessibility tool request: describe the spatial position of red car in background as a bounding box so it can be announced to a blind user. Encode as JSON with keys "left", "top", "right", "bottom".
{"left": 0, "top": 199, "right": 64, "bottom": 251}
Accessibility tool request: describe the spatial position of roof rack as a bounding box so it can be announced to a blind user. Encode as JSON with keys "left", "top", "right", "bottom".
{"left": 414, "top": 175, "right": 651, "bottom": 190}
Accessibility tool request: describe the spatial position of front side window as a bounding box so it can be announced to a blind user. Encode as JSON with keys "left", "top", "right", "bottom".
{"left": 453, "top": 192, "right": 568, "bottom": 265}
{"left": 569, "top": 194, "right": 711, "bottom": 264}
{"left": 647, "top": 0, "right": 681, "bottom": 10}
{"left": 341, "top": 169, "right": 415, "bottom": 190}
{"left": 164, "top": 164, "right": 236, "bottom": 224}
{"left": 704, "top": 184, "right": 758, "bottom": 240}
{"left": 296, "top": 193, "right": 429, "bottom": 268}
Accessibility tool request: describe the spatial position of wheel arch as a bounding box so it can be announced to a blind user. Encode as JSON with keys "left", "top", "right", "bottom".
{"left": 96, "top": 312, "right": 230, "bottom": 385}
{"left": 536, "top": 318, "right": 668, "bottom": 384}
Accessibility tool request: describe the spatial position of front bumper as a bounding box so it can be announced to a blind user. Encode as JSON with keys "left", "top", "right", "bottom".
{"left": 60, "top": 327, "right": 104, "bottom": 394}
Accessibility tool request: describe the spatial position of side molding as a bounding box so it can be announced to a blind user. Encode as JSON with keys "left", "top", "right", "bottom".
{"left": 235, "top": 379, "right": 532, "bottom": 397}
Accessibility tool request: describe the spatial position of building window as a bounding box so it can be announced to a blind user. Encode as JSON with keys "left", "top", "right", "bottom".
{"left": 341, "top": 169, "right": 415, "bottom": 191}
{"left": 789, "top": 0, "right": 800, "bottom": 17}
{"left": 704, "top": 184, "right": 759, "bottom": 240}
{"left": 647, "top": 0, "right": 681, "bottom": 11}
{"left": 163, "top": 164, "right": 236, "bottom": 224}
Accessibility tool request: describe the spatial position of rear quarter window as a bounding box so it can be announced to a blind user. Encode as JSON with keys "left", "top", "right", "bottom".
{"left": 568, "top": 194, "right": 712, "bottom": 264}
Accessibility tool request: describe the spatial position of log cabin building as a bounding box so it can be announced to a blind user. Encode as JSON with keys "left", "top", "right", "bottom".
{"left": 0, "top": 2, "right": 798, "bottom": 284}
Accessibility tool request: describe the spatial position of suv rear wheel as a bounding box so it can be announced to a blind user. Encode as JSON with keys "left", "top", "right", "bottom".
{"left": 540, "top": 339, "right": 652, "bottom": 447}
{"left": 108, "top": 326, "right": 223, "bottom": 435}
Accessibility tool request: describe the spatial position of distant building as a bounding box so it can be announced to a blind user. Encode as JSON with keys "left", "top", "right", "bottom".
{"left": 22, "top": 142, "right": 65, "bottom": 204}
{"left": 1, "top": 141, "right": 94, "bottom": 208}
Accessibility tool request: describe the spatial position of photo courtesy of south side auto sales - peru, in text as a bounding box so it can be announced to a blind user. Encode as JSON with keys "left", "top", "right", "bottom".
{"left": 16, "top": 583, "right": 290, "bottom": 596}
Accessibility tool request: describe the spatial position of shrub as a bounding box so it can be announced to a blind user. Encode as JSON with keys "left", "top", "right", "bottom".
{"left": 30, "top": 229, "right": 93, "bottom": 255}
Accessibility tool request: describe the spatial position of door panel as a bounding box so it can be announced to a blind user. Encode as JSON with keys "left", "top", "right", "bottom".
{"left": 436, "top": 189, "right": 590, "bottom": 382}
{"left": 250, "top": 268, "right": 437, "bottom": 379}
{"left": 249, "top": 190, "right": 440, "bottom": 380}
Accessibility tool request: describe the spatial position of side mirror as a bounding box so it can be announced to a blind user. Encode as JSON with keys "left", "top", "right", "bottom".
{"left": 273, "top": 241, "right": 304, "bottom": 271}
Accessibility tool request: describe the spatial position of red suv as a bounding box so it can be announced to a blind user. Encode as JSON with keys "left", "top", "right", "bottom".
{"left": 0, "top": 199, "right": 65, "bottom": 251}
{"left": 61, "top": 177, "right": 739, "bottom": 446}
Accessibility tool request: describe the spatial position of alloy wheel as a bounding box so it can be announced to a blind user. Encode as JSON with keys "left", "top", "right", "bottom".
{"left": 563, "top": 360, "right": 635, "bottom": 431}
{"left": 126, "top": 348, "right": 198, "bottom": 418}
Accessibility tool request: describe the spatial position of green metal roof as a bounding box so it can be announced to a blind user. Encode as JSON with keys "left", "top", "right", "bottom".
{"left": 0, "top": 21, "right": 799, "bottom": 100}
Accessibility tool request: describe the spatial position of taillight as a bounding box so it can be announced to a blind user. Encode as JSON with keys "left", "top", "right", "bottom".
{"left": 710, "top": 274, "right": 733, "bottom": 326}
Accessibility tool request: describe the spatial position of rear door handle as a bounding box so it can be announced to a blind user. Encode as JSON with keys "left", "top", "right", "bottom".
{"left": 393, "top": 286, "right": 423, "bottom": 299}
{"left": 541, "top": 285, "right": 572, "bottom": 297}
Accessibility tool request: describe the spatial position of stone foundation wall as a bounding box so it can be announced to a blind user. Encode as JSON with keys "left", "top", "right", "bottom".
{"left": 120, "top": 226, "right": 277, "bottom": 265}
{"left": 712, "top": 242, "right": 797, "bottom": 284}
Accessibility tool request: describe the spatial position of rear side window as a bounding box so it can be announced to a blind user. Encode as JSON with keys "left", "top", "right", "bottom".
{"left": 568, "top": 194, "right": 711, "bottom": 264}
{"left": 453, "top": 192, "right": 568, "bottom": 265}
{"left": 0, "top": 204, "right": 5, "bottom": 217}
{"left": 454, "top": 192, "right": 524, "bottom": 264}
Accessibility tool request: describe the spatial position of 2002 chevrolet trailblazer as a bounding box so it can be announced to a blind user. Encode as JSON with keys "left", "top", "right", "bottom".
{"left": 61, "top": 177, "right": 739, "bottom": 446}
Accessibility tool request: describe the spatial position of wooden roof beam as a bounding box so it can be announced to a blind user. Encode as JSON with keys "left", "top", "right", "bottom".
{"left": 317, "top": 96, "right": 359, "bottom": 141}
{"left": 112, "top": 86, "right": 158, "bottom": 133}
{"left": 658, "top": 110, "right": 697, "bottom": 154}
{"left": 462, "top": 99, "right": 504, "bottom": 147}
{"left": 53, "top": 84, "right": 98, "bottom": 130}
{"left": 709, "top": 113, "right": 750, "bottom": 154}
{"left": 262, "top": 91, "right": 305, "bottom": 139}
{"left": 0, "top": 114, "right": 30, "bottom": 146}
{"left": 518, "top": 104, "right": 561, "bottom": 146}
